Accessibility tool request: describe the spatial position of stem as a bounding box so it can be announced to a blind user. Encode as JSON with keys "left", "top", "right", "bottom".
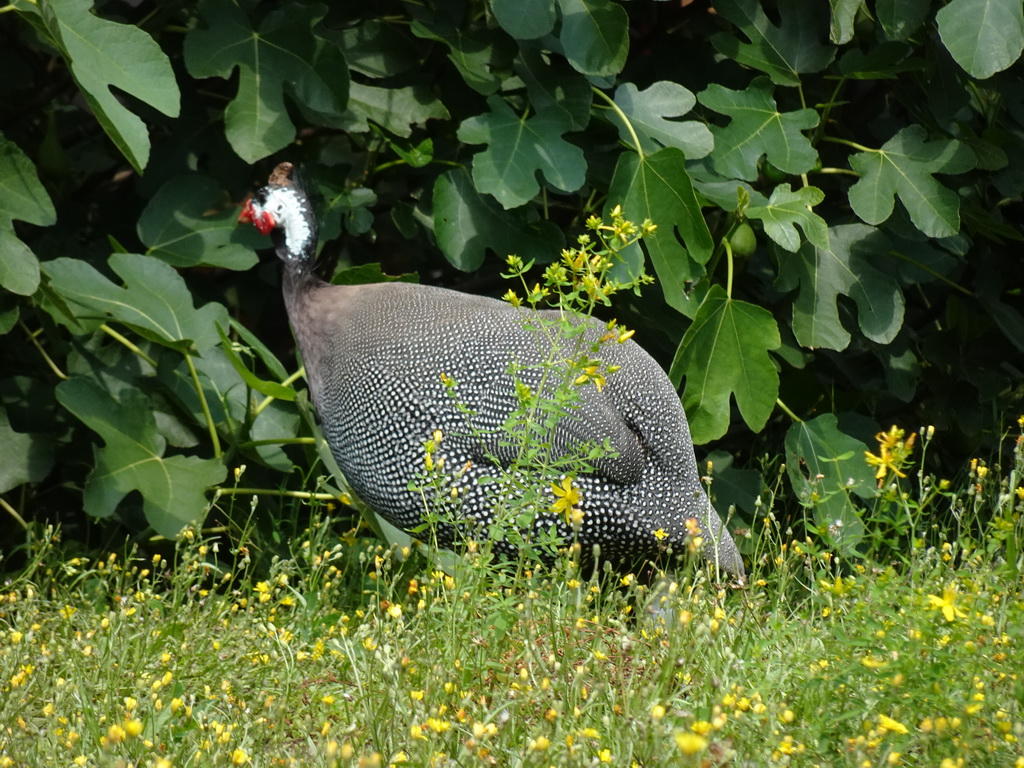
{"left": 254, "top": 368, "right": 306, "bottom": 416}
{"left": 185, "top": 352, "right": 222, "bottom": 459}
{"left": 238, "top": 437, "right": 316, "bottom": 449}
{"left": 99, "top": 323, "right": 157, "bottom": 367}
{"left": 817, "top": 167, "right": 860, "bottom": 177}
{"left": 591, "top": 87, "right": 644, "bottom": 159}
{"left": 814, "top": 76, "right": 848, "bottom": 145}
{"left": 213, "top": 487, "right": 344, "bottom": 502}
{"left": 890, "top": 250, "right": 973, "bottom": 296}
{"left": 820, "top": 135, "right": 875, "bottom": 153}
{"left": 0, "top": 496, "right": 28, "bottom": 530}
{"left": 775, "top": 398, "right": 803, "bottom": 423}
{"left": 19, "top": 320, "right": 68, "bottom": 380}
{"left": 723, "top": 237, "right": 734, "bottom": 300}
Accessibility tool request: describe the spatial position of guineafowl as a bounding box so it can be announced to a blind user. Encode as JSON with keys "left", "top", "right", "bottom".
{"left": 240, "top": 163, "right": 744, "bottom": 577}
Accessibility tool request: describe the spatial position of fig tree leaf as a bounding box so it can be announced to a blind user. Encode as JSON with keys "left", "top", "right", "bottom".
{"left": 409, "top": 19, "right": 514, "bottom": 95}
{"left": 847, "top": 125, "right": 976, "bottom": 238}
{"left": 669, "top": 285, "right": 781, "bottom": 443}
{"left": 216, "top": 325, "right": 296, "bottom": 402}
{"left": 936, "top": 0, "right": 1024, "bottom": 79}
{"left": 609, "top": 81, "right": 713, "bottom": 159}
{"left": 829, "top": 0, "right": 862, "bottom": 44}
{"left": 0, "top": 135, "right": 56, "bottom": 227}
{"left": 433, "top": 169, "right": 564, "bottom": 271}
{"left": 0, "top": 124, "right": 57, "bottom": 296}
{"left": 184, "top": 0, "right": 348, "bottom": 162}
{"left": 56, "top": 376, "right": 225, "bottom": 537}
{"left": 0, "top": 229, "right": 40, "bottom": 297}
{"left": 250, "top": 399, "right": 301, "bottom": 472}
{"left": 27, "top": 0, "right": 180, "bottom": 172}
{"left": 876, "top": 0, "right": 930, "bottom": 40}
{"left": 43, "top": 253, "right": 229, "bottom": 353}
{"left": 341, "top": 82, "right": 449, "bottom": 137}
{"left": 784, "top": 414, "right": 873, "bottom": 554}
{"left": 712, "top": 0, "right": 836, "bottom": 86}
{"left": 516, "top": 47, "right": 593, "bottom": 131}
{"left": 746, "top": 184, "right": 829, "bottom": 252}
{"left": 492, "top": 0, "right": 557, "bottom": 40}
{"left": 138, "top": 174, "right": 261, "bottom": 270}
{"left": 339, "top": 20, "right": 418, "bottom": 79}
{"left": 556, "top": 0, "right": 629, "bottom": 77}
{"left": 229, "top": 317, "right": 289, "bottom": 382}
{"left": 608, "top": 148, "right": 714, "bottom": 315}
{"left": 458, "top": 97, "right": 586, "bottom": 209}
{"left": 0, "top": 407, "right": 54, "bottom": 493}
{"left": 787, "top": 223, "right": 905, "bottom": 351}
{"left": 699, "top": 78, "right": 819, "bottom": 181}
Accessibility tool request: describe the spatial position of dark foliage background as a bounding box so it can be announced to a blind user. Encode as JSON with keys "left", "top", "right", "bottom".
{"left": 1, "top": 0, "right": 1022, "bottom": 558}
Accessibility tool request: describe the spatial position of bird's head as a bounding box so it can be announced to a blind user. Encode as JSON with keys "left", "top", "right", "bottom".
{"left": 239, "top": 162, "right": 317, "bottom": 263}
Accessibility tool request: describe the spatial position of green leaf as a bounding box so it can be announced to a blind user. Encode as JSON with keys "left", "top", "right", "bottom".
{"left": 699, "top": 78, "right": 819, "bottom": 181}
{"left": 0, "top": 134, "right": 56, "bottom": 295}
{"left": 250, "top": 399, "right": 301, "bottom": 472}
{"left": 609, "top": 81, "right": 713, "bottom": 159}
{"left": 516, "top": 47, "right": 593, "bottom": 132}
{"left": 43, "top": 254, "right": 229, "bottom": 353}
{"left": 229, "top": 317, "right": 289, "bottom": 382}
{"left": 786, "top": 224, "right": 905, "bottom": 351}
{"left": 0, "top": 407, "right": 54, "bottom": 493}
{"left": 876, "top": 0, "right": 930, "bottom": 41}
{"left": 0, "top": 135, "right": 56, "bottom": 227}
{"left": 30, "top": 0, "right": 180, "bottom": 172}
{"left": 847, "top": 125, "right": 976, "bottom": 238}
{"left": 492, "top": 0, "right": 557, "bottom": 39}
{"left": 670, "top": 285, "right": 781, "bottom": 443}
{"left": 712, "top": 0, "right": 836, "bottom": 86}
{"left": 433, "top": 169, "right": 565, "bottom": 272}
{"left": 138, "top": 175, "right": 261, "bottom": 270}
{"left": 216, "top": 325, "right": 296, "bottom": 402}
{"left": 784, "top": 415, "right": 872, "bottom": 553}
{"left": 341, "top": 82, "right": 450, "bottom": 138}
{"left": 830, "top": 0, "right": 863, "bottom": 44}
{"left": 556, "top": 0, "right": 629, "bottom": 77}
{"left": 184, "top": 0, "right": 348, "bottom": 162}
{"left": 937, "top": 0, "right": 1024, "bottom": 79}
{"left": 746, "top": 184, "right": 829, "bottom": 252}
{"left": 0, "top": 228, "right": 41, "bottom": 297}
{"left": 608, "top": 148, "right": 714, "bottom": 315}
{"left": 56, "top": 377, "right": 225, "bottom": 537}
{"left": 339, "top": 20, "right": 418, "bottom": 79}
{"left": 409, "top": 19, "right": 514, "bottom": 95}
{"left": 458, "top": 97, "right": 586, "bottom": 209}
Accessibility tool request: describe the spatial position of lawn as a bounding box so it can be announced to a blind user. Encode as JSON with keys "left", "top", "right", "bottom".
{"left": 1, "top": 470, "right": 1022, "bottom": 768}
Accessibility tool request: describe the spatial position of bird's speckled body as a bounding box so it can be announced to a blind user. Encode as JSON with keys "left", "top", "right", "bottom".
{"left": 241, "top": 163, "right": 744, "bottom": 576}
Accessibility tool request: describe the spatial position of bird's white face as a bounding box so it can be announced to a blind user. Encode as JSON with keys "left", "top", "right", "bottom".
{"left": 239, "top": 185, "right": 314, "bottom": 260}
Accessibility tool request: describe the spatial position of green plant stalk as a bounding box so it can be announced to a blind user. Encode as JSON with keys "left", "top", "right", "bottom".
{"left": 237, "top": 437, "right": 316, "bottom": 449}
{"left": 0, "top": 496, "right": 28, "bottom": 530}
{"left": 723, "top": 237, "right": 734, "bottom": 299}
{"left": 99, "top": 323, "right": 157, "bottom": 367}
{"left": 774, "top": 399, "right": 802, "bottom": 423}
{"left": 184, "top": 352, "right": 222, "bottom": 460}
{"left": 20, "top": 320, "right": 67, "bottom": 381}
{"left": 592, "top": 87, "right": 644, "bottom": 159}
{"left": 213, "top": 487, "right": 341, "bottom": 502}
{"left": 254, "top": 368, "right": 306, "bottom": 416}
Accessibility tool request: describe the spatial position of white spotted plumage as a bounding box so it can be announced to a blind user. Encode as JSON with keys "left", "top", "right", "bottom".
{"left": 244, "top": 163, "right": 745, "bottom": 577}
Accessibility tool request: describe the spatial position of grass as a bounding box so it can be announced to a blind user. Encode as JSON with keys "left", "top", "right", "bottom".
{"left": 2, "top": 446, "right": 1023, "bottom": 768}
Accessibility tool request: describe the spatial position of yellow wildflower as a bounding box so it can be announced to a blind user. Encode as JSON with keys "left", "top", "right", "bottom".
{"left": 550, "top": 476, "right": 582, "bottom": 524}
{"left": 674, "top": 732, "right": 707, "bottom": 755}
{"left": 927, "top": 585, "right": 967, "bottom": 622}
